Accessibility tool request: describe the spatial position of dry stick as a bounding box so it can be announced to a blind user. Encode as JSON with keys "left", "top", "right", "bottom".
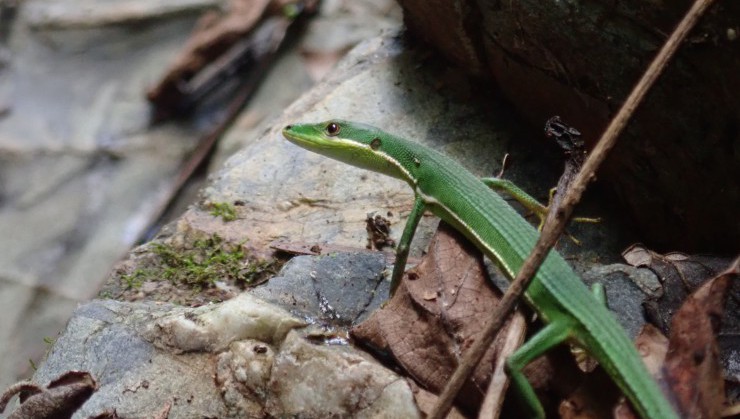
{"left": 429, "top": 0, "right": 716, "bottom": 417}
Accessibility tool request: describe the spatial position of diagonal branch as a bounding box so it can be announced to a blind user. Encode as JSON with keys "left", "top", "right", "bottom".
{"left": 429, "top": 0, "right": 717, "bottom": 417}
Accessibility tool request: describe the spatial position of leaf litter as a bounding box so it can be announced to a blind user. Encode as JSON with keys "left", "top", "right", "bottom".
{"left": 353, "top": 231, "right": 738, "bottom": 417}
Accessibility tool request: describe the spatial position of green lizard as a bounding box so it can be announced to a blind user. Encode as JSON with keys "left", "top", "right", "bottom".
{"left": 282, "top": 120, "right": 678, "bottom": 419}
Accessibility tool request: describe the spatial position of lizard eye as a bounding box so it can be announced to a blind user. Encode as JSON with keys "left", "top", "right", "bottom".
{"left": 326, "top": 122, "right": 340, "bottom": 136}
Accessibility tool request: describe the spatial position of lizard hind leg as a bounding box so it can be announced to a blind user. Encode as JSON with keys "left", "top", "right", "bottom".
{"left": 505, "top": 320, "right": 573, "bottom": 419}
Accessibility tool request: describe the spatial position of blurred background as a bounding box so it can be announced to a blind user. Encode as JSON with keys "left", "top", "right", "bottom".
{"left": 0, "top": 0, "right": 401, "bottom": 390}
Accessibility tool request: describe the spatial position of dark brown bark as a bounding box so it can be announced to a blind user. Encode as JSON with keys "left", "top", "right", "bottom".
{"left": 397, "top": 0, "right": 739, "bottom": 253}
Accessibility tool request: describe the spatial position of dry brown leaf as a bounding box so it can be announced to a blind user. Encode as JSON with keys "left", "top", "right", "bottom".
{"left": 407, "top": 379, "right": 467, "bottom": 419}
{"left": 351, "top": 222, "right": 527, "bottom": 412}
{"left": 561, "top": 324, "right": 671, "bottom": 419}
{"left": 558, "top": 367, "right": 621, "bottom": 419}
{"left": 622, "top": 244, "right": 733, "bottom": 333}
{"left": 560, "top": 302, "right": 673, "bottom": 418}
{"left": 633, "top": 324, "right": 670, "bottom": 377}
{"left": 0, "top": 371, "right": 98, "bottom": 419}
{"left": 610, "top": 325, "right": 671, "bottom": 419}
{"left": 612, "top": 400, "right": 640, "bottom": 419}
{"left": 560, "top": 251, "right": 736, "bottom": 419}
{"left": 663, "top": 258, "right": 738, "bottom": 418}
{"left": 622, "top": 245, "right": 739, "bottom": 411}
{"left": 621, "top": 244, "right": 654, "bottom": 267}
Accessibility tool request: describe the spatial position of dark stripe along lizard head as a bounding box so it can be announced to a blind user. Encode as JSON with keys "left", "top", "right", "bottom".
{"left": 282, "top": 120, "right": 413, "bottom": 181}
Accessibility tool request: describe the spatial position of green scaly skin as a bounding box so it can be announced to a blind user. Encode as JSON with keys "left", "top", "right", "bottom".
{"left": 282, "top": 120, "right": 678, "bottom": 419}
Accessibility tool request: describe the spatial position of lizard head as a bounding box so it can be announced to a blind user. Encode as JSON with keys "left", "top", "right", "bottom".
{"left": 282, "top": 120, "right": 411, "bottom": 182}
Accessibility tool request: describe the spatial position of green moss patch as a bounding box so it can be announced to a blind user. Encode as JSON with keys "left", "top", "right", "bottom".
{"left": 120, "top": 234, "right": 279, "bottom": 291}
{"left": 208, "top": 202, "right": 237, "bottom": 222}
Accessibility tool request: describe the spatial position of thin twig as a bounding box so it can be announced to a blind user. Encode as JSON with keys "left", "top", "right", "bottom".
{"left": 429, "top": 0, "right": 716, "bottom": 417}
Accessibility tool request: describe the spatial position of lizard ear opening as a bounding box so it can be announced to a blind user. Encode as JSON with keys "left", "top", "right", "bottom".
{"left": 326, "top": 122, "right": 341, "bottom": 136}
{"left": 370, "top": 138, "right": 381, "bottom": 150}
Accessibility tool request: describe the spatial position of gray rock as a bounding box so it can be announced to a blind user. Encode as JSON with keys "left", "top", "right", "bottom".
{"left": 21, "top": 296, "right": 418, "bottom": 418}
{"left": 202, "top": 32, "right": 633, "bottom": 269}
{"left": 31, "top": 299, "right": 229, "bottom": 418}
{"left": 265, "top": 329, "right": 418, "bottom": 418}
{"left": 251, "top": 252, "right": 390, "bottom": 326}
{"left": 141, "top": 293, "right": 307, "bottom": 353}
{"left": 582, "top": 264, "right": 662, "bottom": 340}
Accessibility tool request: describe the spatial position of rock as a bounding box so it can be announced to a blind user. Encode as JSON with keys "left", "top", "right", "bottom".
{"left": 200, "top": 31, "right": 632, "bottom": 269}
{"left": 250, "top": 252, "right": 390, "bottom": 326}
{"left": 265, "top": 330, "right": 418, "bottom": 418}
{"left": 582, "top": 264, "right": 661, "bottom": 340}
{"left": 30, "top": 299, "right": 229, "bottom": 418}
{"left": 25, "top": 296, "right": 418, "bottom": 418}
{"left": 141, "top": 292, "right": 307, "bottom": 353}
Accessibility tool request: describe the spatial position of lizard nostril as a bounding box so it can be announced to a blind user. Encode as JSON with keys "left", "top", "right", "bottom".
{"left": 284, "top": 125, "right": 292, "bottom": 130}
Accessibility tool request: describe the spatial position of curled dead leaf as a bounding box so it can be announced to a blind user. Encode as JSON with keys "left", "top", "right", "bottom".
{"left": 663, "top": 257, "right": 738, "bottom": 418}
{"left": 351, "top": 222, "right": 527, "bottom": 413}
{"left": 622, "top": 244, "right": 655, "bottom": 267}
{"left": 0, "top": 371, "right": 98, "bottom": 419}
